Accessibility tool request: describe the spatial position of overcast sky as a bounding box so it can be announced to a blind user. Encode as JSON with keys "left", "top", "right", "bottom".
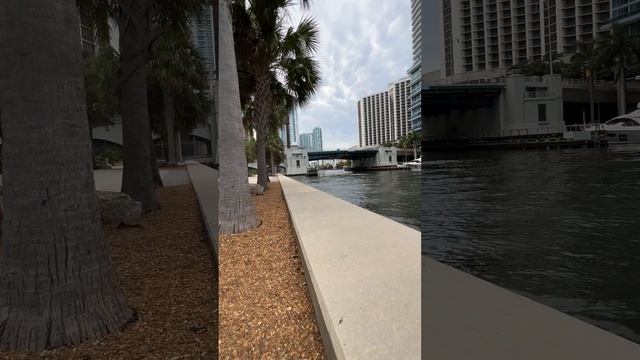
{"left": 289, "top": 1, "right": 410, "bottom": 149}
{"left": 289, "top": 1, "right": 441, "bottom": 149}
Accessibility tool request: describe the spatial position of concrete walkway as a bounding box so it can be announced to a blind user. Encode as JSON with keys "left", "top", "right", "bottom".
{"left": 279, "top": 175, "right": 421, "bottom": 360}
{"left": 423, "top": 256, "right": 640, "bottom": 359}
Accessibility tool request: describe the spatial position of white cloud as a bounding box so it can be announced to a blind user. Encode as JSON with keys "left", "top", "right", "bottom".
{"left": 288, "top": 0, "right": 412, "bottom": 149}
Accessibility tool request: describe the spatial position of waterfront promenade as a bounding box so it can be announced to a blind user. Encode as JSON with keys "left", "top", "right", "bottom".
{"left": 279, "top": 175, "right": 421, "bottom": 359}
{"left": 280, "top": 175, "right": 640, "bottom": 359}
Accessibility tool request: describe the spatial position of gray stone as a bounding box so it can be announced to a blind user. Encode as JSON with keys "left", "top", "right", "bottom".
{"left": 94, "top": 157, "right": 112, "bottom": 169}
{"left": 249, "top": 183, "right": 264, "bottom": 195}
{"left": 96, "top": 191, "right": 141, "bottom": 224}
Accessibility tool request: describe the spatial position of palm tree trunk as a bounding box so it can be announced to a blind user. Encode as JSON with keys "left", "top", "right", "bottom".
{"left": 270, "top": 149, "right": 276, "bottom": 175}
{"left": 254, "top": 69, "right": 271, "bottom": 189}
{"left": 176, "top": 130, "right": 183, "bottom": 162}
{"left": 588, "top": 71, "right": 595, "bottom": 123}
{"left": 150, "top": 131, "right": 163, "bottom": 186}
{"left": 617, "top": 56, "right": 627, "bottom": 115}
{"left": 285, "top": 120, "right": 291, "bottom": 148}
{"left": 119, "top": 0, "right": 158, "bottom": 212}
{"left": 163, "top": 88, "right": 177, "bottom": 163}
{"left": 0, "top": 1, "right": 133, "bottom": 350}
{"left": 217, "top": 0, "right": 260, "bottom": 234}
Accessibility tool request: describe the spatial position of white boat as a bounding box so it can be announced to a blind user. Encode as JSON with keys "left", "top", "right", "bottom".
{"left": 406, "top": 157, "right": 421, "bottom": 169}
{"left": 585, "top": 104, "right": 640, "bottom": 144}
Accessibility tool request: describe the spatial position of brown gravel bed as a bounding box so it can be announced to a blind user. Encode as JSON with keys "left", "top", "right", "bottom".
{"left": 1, "top": 185, "right": 217, "bottom": 359}
{"left": 219, "top": 179, "right": 325, "bottom": 359}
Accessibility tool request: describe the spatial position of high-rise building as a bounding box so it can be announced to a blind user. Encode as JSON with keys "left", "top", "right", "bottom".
{"left": 279, "top": 109, "right": 300, "bottom": 146}
{"left": 312, "top": 127, "right": 323, "bottom": 152}
{"left": 609, "top": 0, "right": 640, "bottom": 36}
{"left": 298, "top": 127, "right": 323, "bottom": 152}
{"left": 441, "top": 0, "right": 611, "bottom": 82}
{"left": 357, "top": 78, "right": 411, "bottom": 147}
{"left": 78, "top": 6, "right": 97, "bottom": 56}
{"left": 299, "top": 133, "right": 313, "bottom": 150}
{"left": 190, "top": 6, "right": 216, "bottom": 100}
{"left": 409, "top": 0, "right": 426, "bottom": 131}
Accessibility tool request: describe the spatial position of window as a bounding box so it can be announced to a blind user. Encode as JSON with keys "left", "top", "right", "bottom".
{"left": 296, "top": 160, "right": 300, "bottom": 167}
{"left": 389, "top": 156, "right": 392, "bottom": 162}
{"left": 538, "top": 104, "right": 547, "bottom": 123}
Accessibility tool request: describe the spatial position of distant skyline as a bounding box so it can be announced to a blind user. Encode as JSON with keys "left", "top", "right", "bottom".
{"left": 290, "top": 1, "right": 414, "bottom": 150}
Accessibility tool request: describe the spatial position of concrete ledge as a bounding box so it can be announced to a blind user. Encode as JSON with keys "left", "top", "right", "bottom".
{"left": 278, "top": 175, "right": 421, "bottom": 359}
{"left": 186, "top": 161, "right": 219, "bottom": 256}
{"left": 423, "top": 256, "right": 640, "bottom": 359}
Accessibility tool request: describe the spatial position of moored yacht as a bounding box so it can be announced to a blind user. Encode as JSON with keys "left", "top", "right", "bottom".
{"left": 585, "top": 104, "right": 640, "bottom": 144}
{"left": 407, "top": 157, "right": 421, "bottom": 169}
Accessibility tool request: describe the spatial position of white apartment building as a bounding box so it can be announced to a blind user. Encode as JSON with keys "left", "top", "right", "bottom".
{"left": 441, "top": 0, "right": 611, "bottom": 82}
{"left": 358, "top": 78, "right": 411, "bottom": 147}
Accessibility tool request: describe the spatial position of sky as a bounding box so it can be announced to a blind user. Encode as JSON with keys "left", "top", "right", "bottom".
{"left": 289, "top": 1, "right": 414, "bottom": 150}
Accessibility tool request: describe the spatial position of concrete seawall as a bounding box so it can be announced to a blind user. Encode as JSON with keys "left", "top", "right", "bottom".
{"left": 186, "top": 162, "right": 219, "bottom": 255}
{"left": 423, "top": 255, "right": 640, "bottom": 359}
{"left": 279, "top": 175, "right": 421, "bottom": 359}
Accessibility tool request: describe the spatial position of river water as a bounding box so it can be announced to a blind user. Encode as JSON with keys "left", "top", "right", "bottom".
{"left": 296, "top": 169, "right": 421, "bottom": 230}
{"left": 422, "top": 145, "right": 640, "bottom": 342}
{"left": 297, "top": 146, "right": 640, "bottom": 343}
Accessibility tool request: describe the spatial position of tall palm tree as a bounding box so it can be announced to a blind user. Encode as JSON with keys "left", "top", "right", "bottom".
{"left": 236, "top": 0, "right": 321, "bottom": 190}
{"left": 149, "top": 29, "right": 208, "bottom": 163}
{"left": 0, "top": 1, "right": 133, "bottom": 350}
{"left": 216, "top": 0, "right": 260, "bottom": 234}
{"left": 568, "top": 41, "right": 603, "bottom": 123}
{"left": 598, "top": 26, "right": 640, "bottom": 115}
{"left": 406, "top": 131, "right": 423, "bottom": 160}
{"left": 80, "top": 0, "right": 207, "bottom": 212}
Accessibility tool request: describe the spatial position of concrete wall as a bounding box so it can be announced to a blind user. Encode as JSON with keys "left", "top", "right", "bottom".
{"left": 502, "top": 74, "right": 565, "bottom": 136}
{"left": 185, "top": 161, "right": 219, "bottom": 255}
{"left": 351, "top": 146, "right": 398, "bottom": 168}
{"left": 424, "top": 74, "right": 565, "bottom": 140}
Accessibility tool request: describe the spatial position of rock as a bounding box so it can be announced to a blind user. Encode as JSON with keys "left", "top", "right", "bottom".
{"left": 249, "top": 184, "right": 264, "bottom": 195}
{"left": 97, "top": 191, "right": 142, "bottom": 224}
{"left": 94, "top": 157, "right": 112, "bottom": 169}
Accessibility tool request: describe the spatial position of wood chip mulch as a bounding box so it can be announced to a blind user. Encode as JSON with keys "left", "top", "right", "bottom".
{"left": 219, "top": 179, "right": 325, "bottom": 359}
{"left": 1, "top": 185, "right": 217, "bottom": 360}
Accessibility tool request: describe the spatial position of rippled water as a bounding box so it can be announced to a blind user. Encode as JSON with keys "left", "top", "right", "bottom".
{"left": 295, "top": 169, "right": 421, "bottom": 230}
{"left": 422, "top": 145, "right": 640, "bottom": 343}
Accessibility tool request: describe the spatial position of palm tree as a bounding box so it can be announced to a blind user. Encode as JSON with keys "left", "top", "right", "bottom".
{"left": 84, "top": 46, "right": 120, "bottom": 166}
{"left": 216, "top": 0, "right": 260, "bottom": 234}
{"left": 149, "top": 29, "right": 208, "bottom": 163}
{"left": 0, "top": 1, "right": 133, "bottom": 350}
{"left": 568, "top": 41, "right": 604, "bottom": 123}
{"left": 235, "top": 0, "right": 321, "bottom": 190}
{"left": 597, "top": 25, "right": 640, "bottom": 115}
{"left": 80, "top": 0, "right": 207, "bottom": 212}
{"left": 406, "top": 131, "right": 423, "bottom": 160}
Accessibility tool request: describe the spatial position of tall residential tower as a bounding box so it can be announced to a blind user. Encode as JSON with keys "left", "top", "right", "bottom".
{"left": 409, "top": 0, "right": 427, "bottom": 131}
{"left": 441, "top": 0, "right": 611, "bottom": 82}
{"left": 357, "top": 78, "right": 411, "bottom": 147}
